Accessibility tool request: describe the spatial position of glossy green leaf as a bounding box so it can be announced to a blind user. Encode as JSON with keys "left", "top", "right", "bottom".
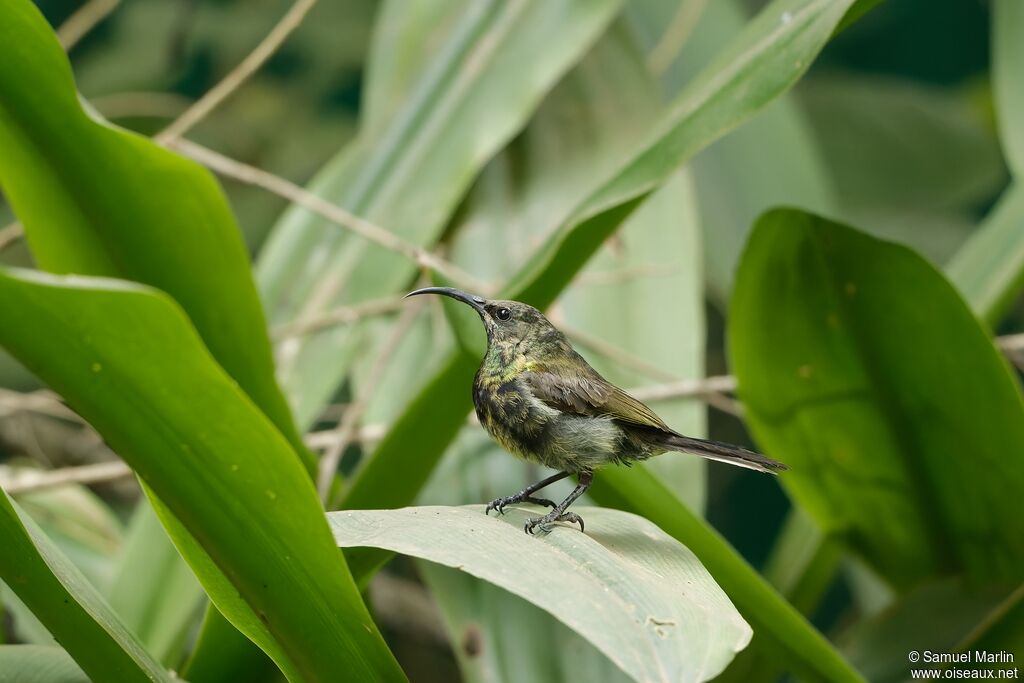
{"left": 730, "top": 209, "right": 1024, "bottom": 588}
{"left": 0, "top": 268, "right": 404, "bottom": 683}
{"left": 0, "top": 488, "right": 174, "bottom": 683}
{"left": 0, "top": 646, "right": 90, "bottom": 683}
{"left": 331, "top": 506, "right": 752, "bottom": 683}
{"left": 0, "top": 0, "right": 306, "bottom": 462}
{"left": 106, "top": 499, "right": 204, "bottom": 666}
{"left": 256, "top": 0, "right": 624, "bottom": 427}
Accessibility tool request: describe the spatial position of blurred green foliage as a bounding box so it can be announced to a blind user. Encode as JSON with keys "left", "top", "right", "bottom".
{"left": 1, "top": 1, "right": 1022, "bottom": 682}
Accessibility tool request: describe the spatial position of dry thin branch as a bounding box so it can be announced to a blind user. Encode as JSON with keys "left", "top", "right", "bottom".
{"left": 90, "top": 91, "right": 193, "bottom": 120}
{"left": 646, "top": 0, "right": 708, "bottom": 75}
{"left": 558, "top": 322, "right": 679, "bottom": 383}
{"left": 273, "top": 296, "right": 407, "bottom": 339}
{"left": 997, "top": 333, "right": 1024, "bottom": 353}
{"left": 317, "top": 302, "right": 424, "bottom": 502}
{"left": 57, "top": 0, "right": 121, "bottom": 50}
{"left": 169, "top": 138, "right": 490, "bottom": 293}
{"left": 0, "top": 389, "right": 84, "bottom": 423}
{"left": 0, "top": 461, "right": 133, "bottom": 495}
{"left": 156, "top": 0, "right": 319, "bottom": 142}
{"left": 629, "top": 375, "right": 737, "bottom": 401}
{"left": 0, "top": 222, "right": 24, "bottom": 253}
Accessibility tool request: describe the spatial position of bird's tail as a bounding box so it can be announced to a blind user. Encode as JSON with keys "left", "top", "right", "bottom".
{"left": 657, "top": 433, "right": 787, "bottom": 474}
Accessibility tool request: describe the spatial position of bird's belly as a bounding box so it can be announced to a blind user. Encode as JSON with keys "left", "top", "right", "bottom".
{"left": 473, "top": 382, "right": 629, "bottom": 472}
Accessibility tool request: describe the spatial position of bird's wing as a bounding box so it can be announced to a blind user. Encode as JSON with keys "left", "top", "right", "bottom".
{"left": 521, "top": 366, "right": 670, "bottom": 431}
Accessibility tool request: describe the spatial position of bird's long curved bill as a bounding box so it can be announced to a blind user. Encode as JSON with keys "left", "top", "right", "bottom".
{"left": 405, "top": 286, "right": 486, "bottom": 313}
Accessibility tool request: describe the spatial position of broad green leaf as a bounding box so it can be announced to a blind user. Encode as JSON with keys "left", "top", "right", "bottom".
{"left": 0, "top": 645, "right": 90, "bottom": 683}
{"left": 331, "top": 506, "right": 752, "bottom": 683}
{"left": 106, "top": 499, "right": 204, "bottom": 667}
{"left": 730, "top": 209, "right": 1024, "bottom": 588}
{"left": 0, "top": 1, "right": 323, "bottom": 674}
{"left": 0, "top": 269, "right": 404, "bottom": 683}
{"left": 0, "top": 0, "right": 307, "bottom": 463}
{"left": 256, "top": 0, "right": 624, "bottom": 427}
{"left": 838, "top": 579, "right": 1020, "bottom": 683}
{"left": 994, "top": 0, "right": 1024, "bottom": 177}
{"left": 0, "top": 488, "right": 173, "bottom": 683}
{"left": 588, "top": 463, "right": 863, "bottom": 683}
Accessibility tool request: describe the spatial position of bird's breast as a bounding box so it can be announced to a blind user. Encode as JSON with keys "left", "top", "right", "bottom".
{"left": 472, "top": 374, "right": 555, "bottom": 465}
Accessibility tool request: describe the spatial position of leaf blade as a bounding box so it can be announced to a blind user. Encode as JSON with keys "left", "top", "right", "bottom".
{"left": 0, "top": 268, "right": 404, "bottom": 683}
{"left": 331, "top": 506, "right": 751, "bottom": 683}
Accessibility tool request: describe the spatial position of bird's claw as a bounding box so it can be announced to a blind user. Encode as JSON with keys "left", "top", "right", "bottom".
{"left": 524, "top": 511, "right": 585, "bottom": 535}
{"left": 485, "top": 495, "right": 556, "bottom": 516}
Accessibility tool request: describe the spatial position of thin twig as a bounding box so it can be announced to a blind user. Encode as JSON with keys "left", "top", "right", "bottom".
{"left": 559, "top": 322, "right": 679, "bottom": 383}
{"left": 629, "top": 375, "right": 737, "bottom": 401}
{"left": 0, "top": 389, "right": 84, "bottom": 423}
{"left": 0, "top": 461, "right": 133, "bottom": 495}
{"left": 57, "top": 0, "right": 121, "bottom": 50}
{"left": 169, "top": 138, "right": 489, "bottom": 293}
{"left": 646, "top": 0, "right": 708, "bottom": 75}
{"left": 156, "top": 0, "right": 319, "bottom": 142}
{"left": 317, "top": 302, "right": 424, "bottom": 502}
{"left": 0, "top": 222, "right": 24, "bottom": 253}
{"left": 90, "top": 91, "right": 193, "bottom": 121}
{"left": 273, "top": 296, "right": 407, "bottom": 339}
{"left": 997, "top": 333, "right": 1024, "bottom": 353}
{"left": 306, "top": 424, "right": 386, "bottom": 450}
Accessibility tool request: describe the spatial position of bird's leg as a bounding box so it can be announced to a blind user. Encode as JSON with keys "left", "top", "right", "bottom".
{"left": 524, "top": 471, "right": 593, "bottom": 535}
{"left": 485, "top": 470, "right": 571, "bottom": 516}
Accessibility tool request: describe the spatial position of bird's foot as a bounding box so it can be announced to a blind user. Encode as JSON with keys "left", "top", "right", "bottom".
{"left": 485, "top": 494, "right": 556, "bottom": 516}
{"left": 524, "top": 511, "right": 585, "bottom": 536}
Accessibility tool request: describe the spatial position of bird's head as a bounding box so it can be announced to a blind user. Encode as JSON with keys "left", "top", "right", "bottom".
{"left": 405, "top": 287, "right": 558, "bottom": 347}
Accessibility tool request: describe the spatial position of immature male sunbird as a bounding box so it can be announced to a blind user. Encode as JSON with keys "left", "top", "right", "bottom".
{"left": 406, "top": 287, "right": 787, "bottom": 535}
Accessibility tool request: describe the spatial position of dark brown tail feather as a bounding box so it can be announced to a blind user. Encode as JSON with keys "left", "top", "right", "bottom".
{"left": 658, "top": 433, "right": 787, "bottom": 474}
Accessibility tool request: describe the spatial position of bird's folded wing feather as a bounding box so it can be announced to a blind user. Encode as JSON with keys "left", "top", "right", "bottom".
{"left": 520, "top": 367, "right": 670, "bottom": 431}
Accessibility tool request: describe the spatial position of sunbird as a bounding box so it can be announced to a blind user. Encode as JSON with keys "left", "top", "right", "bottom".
{"left": 406, "top": 287, "right": 787, "bottom": 535}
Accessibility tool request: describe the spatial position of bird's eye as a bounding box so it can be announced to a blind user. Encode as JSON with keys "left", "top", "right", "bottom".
{"left": 496, "top": 307, "right": 512, "bottom": 321}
